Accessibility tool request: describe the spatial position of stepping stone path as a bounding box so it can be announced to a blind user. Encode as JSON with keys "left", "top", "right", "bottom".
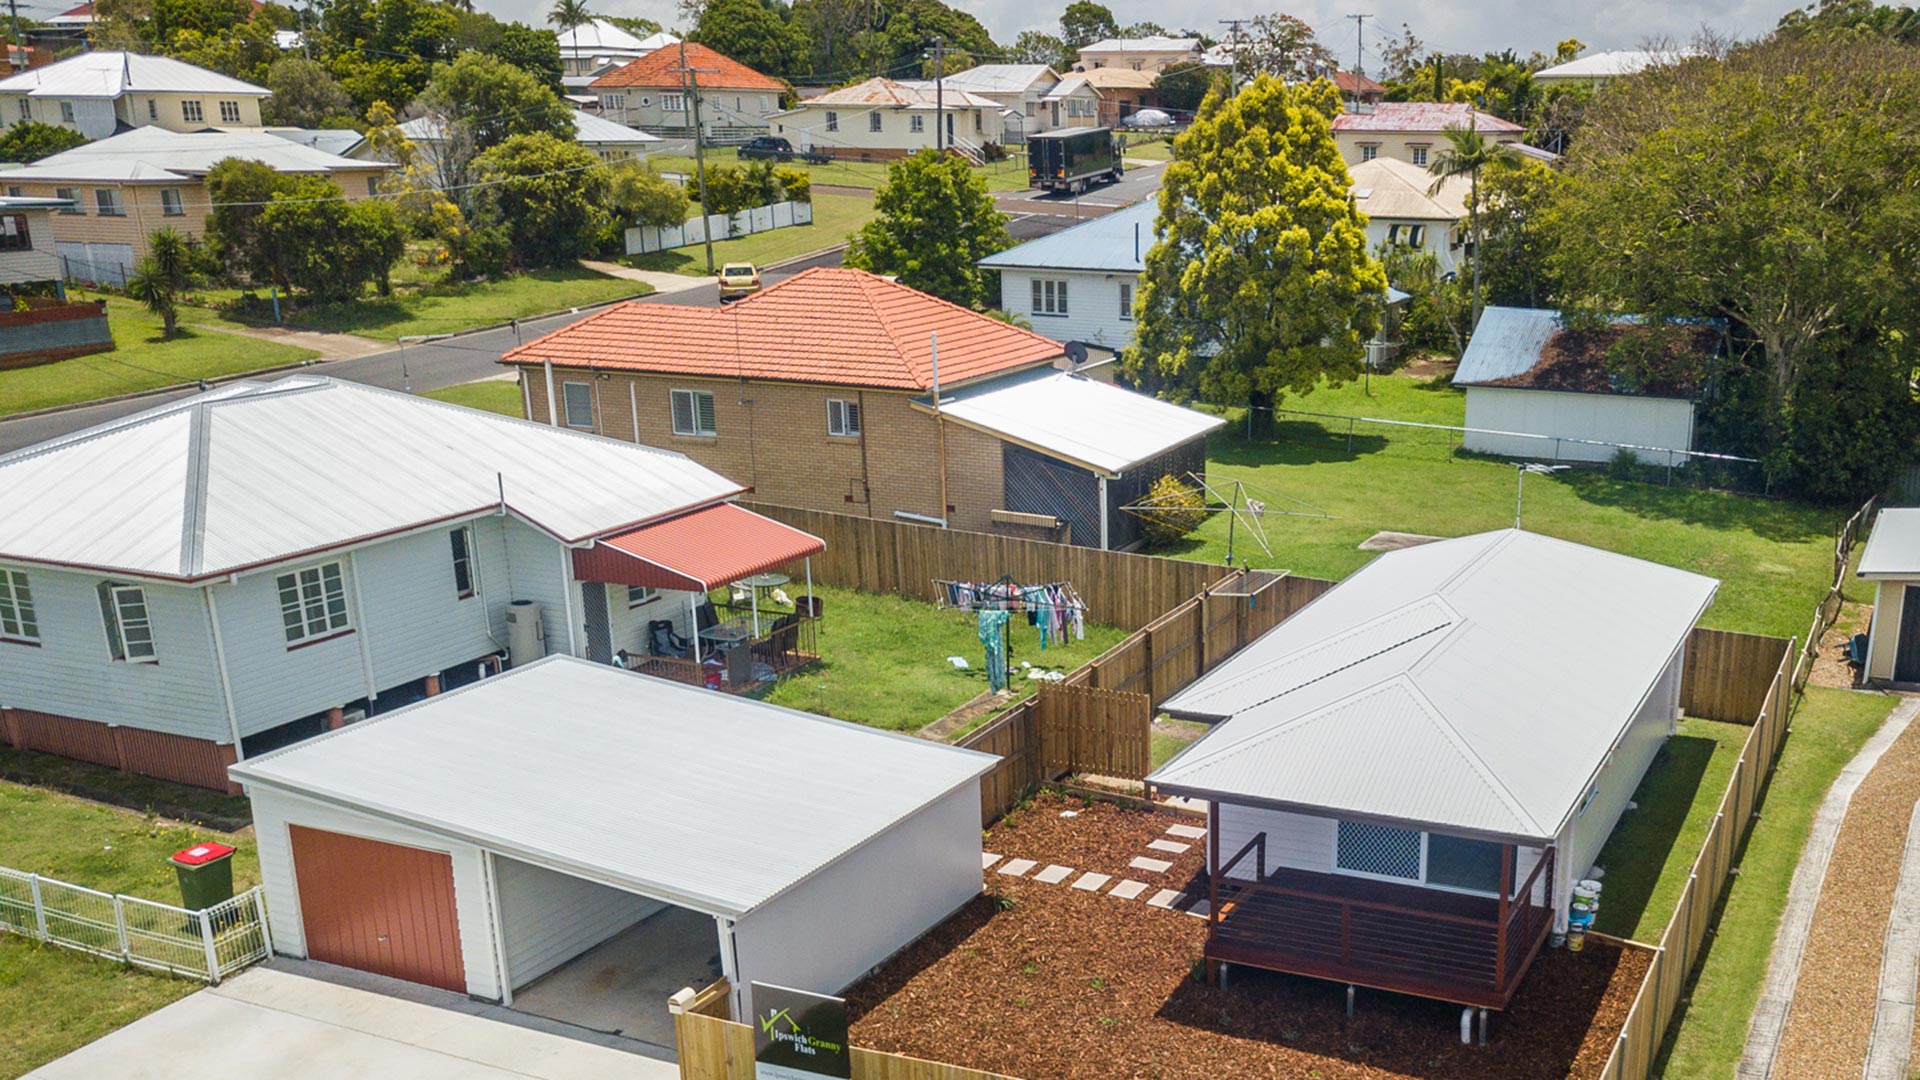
{"left": 1071, "top": 872, "right": 1111, "bottom": 892}
{"left": 1166, "top": 824, "right": 1207, "bottom": 840}
{"left": 1147, "top": 889, "right": 1184, "bottom": 910}
{"left": 1148, "top": 839, "right": 1191, "bottom": 854}
{"left": 1109, "top": 880, "right": 1149, "bottom": 900}
{"left": 1129, "top": 856, "right": 1173, "bottom": 873}
{"left": 1033, "top": 864, "right": 1073, "bottom": 885}
{"left": 981, "top": 852, "right": 1001, "bottom": 870}
{"left": 997, "top": 858, "right": 1037, "bottom": 877}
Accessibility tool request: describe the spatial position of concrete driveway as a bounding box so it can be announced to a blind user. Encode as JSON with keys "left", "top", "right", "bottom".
{"left": 28, "top": 961, "right": 681, "bottom": 1080}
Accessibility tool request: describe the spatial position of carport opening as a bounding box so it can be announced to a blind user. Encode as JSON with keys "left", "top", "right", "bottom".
{"left": 495, "top": 856, "right": 720, "bottom": 1047}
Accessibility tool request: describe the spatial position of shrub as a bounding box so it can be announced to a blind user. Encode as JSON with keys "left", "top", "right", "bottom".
{"left": 1137, "top": 473, "right": 1208, "bottom": 547}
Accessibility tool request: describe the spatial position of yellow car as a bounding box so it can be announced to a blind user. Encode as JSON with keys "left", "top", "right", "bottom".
{"left": 717, "top": 263, "right": 761, "bottom": 302}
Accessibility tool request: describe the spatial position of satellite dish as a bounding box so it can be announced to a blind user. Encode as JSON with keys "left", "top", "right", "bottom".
{"left": 1064, "top": 340, "right": 1089, "bottom": 366}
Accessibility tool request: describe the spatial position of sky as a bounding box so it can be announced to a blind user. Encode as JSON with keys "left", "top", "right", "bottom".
{"left": 478, "top": 0, "right": 1798, "bottom": 63}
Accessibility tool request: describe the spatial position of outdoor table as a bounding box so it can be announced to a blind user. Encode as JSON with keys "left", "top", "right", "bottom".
{"left": 738, "top": 572, "right": 792, "bottom": 636}
{"left": 699, "top": 618, "right": 755, "bottom": 682}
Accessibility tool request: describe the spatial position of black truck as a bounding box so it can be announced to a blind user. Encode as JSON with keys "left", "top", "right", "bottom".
{"left": 1027, "top": 127, "right": 1123, "bottom": 194}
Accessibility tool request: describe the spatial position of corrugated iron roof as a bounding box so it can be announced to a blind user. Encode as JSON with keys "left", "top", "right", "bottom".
{"left": 927, "top": 369, "right": 1224, "bottom": 476}
{"left": 1349, "top": 157, "right": 1468, "bottom": 221}
{"left": 1452, "top": 306, "right": 1564, "bottom": 385}
{"left": 3, "top": 126, "right": 386, "bottom": 184}
{"left": 0, "top": 51, "right": 267, "bottom": 97}
{"left": 806, "top": 77, "right": 1002, "bottom": 111}
{"left": 1331, "top": 102, "right": 1523, "bottom": 134}
{"left": 979, "top": 198, "right": 1157, "bottom": 273}
{"left": 582, "top": 502, "right": 824, "bottom": 591}
{"left": 939, "top": 64, "right": 1057, "bottom": 95}
{"left": 1534, "top": 48, "right": 1698, "bottom": 80}
{"left": 1858, "top": 508, "right": 1920, "bottom": 578}
{"left": 589, "top": 42, "right": 783, "bottom": 91}
{"left": 0, "top": 376, "right": 745, "bottom": 580}
{"left": 1152, "top": 530, "right": 1718, "bottom": 843}
{"left": 501, "top": 267, "right": 1065, "bottom": 391}
{"left": 229, "top": 656, "right": 996, "bottom": 918}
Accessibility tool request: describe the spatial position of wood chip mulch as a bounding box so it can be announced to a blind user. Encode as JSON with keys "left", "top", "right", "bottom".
{"left": 1809, "top": 600, "right": 1872, "bottom": 690}
{"left": 1773, "top": 713, "right": 1920, "bottom": 1078}
{"left": 847, "top": 792, "right": 1649, "bottom": 1080}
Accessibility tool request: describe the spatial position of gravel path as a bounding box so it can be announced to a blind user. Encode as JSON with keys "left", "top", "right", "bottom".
{"left": 1771, "top": 703, "right": 1920, "bottom": 1078}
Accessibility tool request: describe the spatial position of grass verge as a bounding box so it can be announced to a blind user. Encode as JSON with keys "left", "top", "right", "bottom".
{"left": 650, "top": 152, "right": 1033, "bottom": 192}
{"left": 267, "top": 267, "right": 647, "bottom": 341}
{"left": 622, "top": 192, "right": 876, "bottom": 277}
{"left": 422, "top": 379, "right": 523, "bottom": 417}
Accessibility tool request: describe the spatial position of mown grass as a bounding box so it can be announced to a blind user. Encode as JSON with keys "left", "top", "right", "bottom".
{"left": 1177, "top": 373, "right": 1846, "bottom": 640}
{"left": 421, "top": 378, "right": 523, "bottom": 417}
{"left": 649, "top": 151, "right": 1034, "bottom": 192}
{"left": 0, "top": 296, "right": 316, "bottom": 417}
{"left": 622, "top": 192, "right": 877, "bottom": 277}
{"left": 270, "top": 266, "right": 647, "bottom": 342}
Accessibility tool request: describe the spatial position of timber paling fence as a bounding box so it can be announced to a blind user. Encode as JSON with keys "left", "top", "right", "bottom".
{"left": 0, "top": 866, "right": 269, "bottom": 983}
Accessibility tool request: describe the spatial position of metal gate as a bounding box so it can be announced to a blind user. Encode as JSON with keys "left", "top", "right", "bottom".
{"left": 581, "top": 582, "right": 613, "bottom": 664}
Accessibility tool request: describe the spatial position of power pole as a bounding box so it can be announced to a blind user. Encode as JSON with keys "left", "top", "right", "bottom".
{"left": 1218, "top": 19, "right": 1245, "bottom": 90}
{"left": 7, "top": 0, "right": 23, "bottom": 71}
{"left": 675, "top": 40, "right": 719, "bottom": 276}
{"left": 1345, "top": 13, "right": 1372, "bottom": 77}
{"left": 929, "top": 35, "right": 945, "bottom": 152}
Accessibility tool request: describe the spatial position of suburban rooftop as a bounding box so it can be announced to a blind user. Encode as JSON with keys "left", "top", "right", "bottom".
{"left": 0, "top": 50, "right": 268, "bottom": 97}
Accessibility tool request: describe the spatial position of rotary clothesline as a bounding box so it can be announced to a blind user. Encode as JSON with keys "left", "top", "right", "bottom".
{"left": 935, "top": 577, "right": 1089, "bottom": 692}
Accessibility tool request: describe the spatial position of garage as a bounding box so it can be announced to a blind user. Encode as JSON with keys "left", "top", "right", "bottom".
{"left": 231, "top": 656, "right": 993, "bottom": 1047}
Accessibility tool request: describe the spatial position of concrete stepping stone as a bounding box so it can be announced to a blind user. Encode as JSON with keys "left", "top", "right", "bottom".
{"left": 1186, "top": 899, "right": 1211, "bottom": 918}
{"left": 1071, "top": 872, "right": 1111, "bottom": 892}
{"left": 1129, "top": 856, "right": 1174, "bottom": 873}
{"left": 1148, "top": 839, "right": 1191, "bottom": 854}
{"left": 997, "top": 858, "right": 1037, "bottom": 877}
{"left": 1108, "top": 880, "right": 1149, "bottom": 900}
{"left": 982, "top": 852, "right": 1001, "bottom": 870}
{"left": 1166, "top": 824, "right": 1207, "bottom": 840}
{"left": 1147, "top": 889, "right": 1184, "bottom": 909}
{"left": 1033, "top": 864, "right": 1073, "bottom": 885}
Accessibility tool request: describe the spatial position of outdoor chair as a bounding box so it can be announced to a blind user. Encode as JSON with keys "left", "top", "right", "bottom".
{"left": 648, "top": 619, "right": 691, "bottom": 658}
{"left": 753, "top": 618, "right": 803, "bottom": 669}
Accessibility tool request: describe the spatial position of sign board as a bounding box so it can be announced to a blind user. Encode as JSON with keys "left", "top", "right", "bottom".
{"left": 751, "top": 982, "right": 852, "bottom": 1080}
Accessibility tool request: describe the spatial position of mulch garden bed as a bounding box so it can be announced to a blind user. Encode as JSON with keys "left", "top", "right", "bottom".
{"left": 847, "top": 792, "right": 1648, "bottom": 1080}
{"left": 1810, "top": 600, "right": 1872, "bottom": 690}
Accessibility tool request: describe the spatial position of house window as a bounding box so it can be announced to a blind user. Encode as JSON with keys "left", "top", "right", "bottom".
{"left": 1118, "top": 280, "right": 1133, "bottom": 321}
{"left": 0, "top": 569, "right": 38, "bottom": 642}
{"left": 4, "top": 186, "right": 17, "bottom": 197}
{"left": 1031, "top": 278, "right": 1069, "bottom": 316}
{"left": 98, "top": 582, "right": 157, "bottom": 662}
{"left": 602, "top": 93, "right": 625, "bottom": 110}
{"left": 825, "top": 111, "right": 838, "bottom": 131}
{"left": 1359, "top": 144, "right": 1378, "bottom": 161}
{"left": 910, "top": 115, "right": 924, "bottom": 133}
{"left": 1426, "top": 833, "right": 1506, "bottom": 894}
{"left": 146, "top": 98, "right": 156, "bottom": 121}
{"left": 1386, "top": 223, "right": 1426, "bottom": 248}
{"left": 0, "top": 214, "right": 30, "bottom": 251}
{"left": 628, "top": 585, "right": 658, "bottom": 608}
{"left": 160, "top": 188, "right": 184, "bottom": 216}
{"left": 449, "top": 527, "right": 475, "bottom": 599}
{"left": 869, "top": 113, "right": 882, "bottom": 133}
{"left": 663, "top": 93, "right": 686, "bottom": 112}
{"left": 827, "top": 398, "right": 860, "bottom": 437}
{"left": 671, "top": 388, "right": 716, "bottom": 436}
{"left": 759, "top": 95, "right": 769, "bottom": 112}
{"left": 16, "top": 98, "right": 27, "bottom": 120}
{"left": 57, "top": 100, "right": 73, "bottom": 124}
{"left": 561, "top": 381, "right": 594, "bottom": 429}
{"left": 1410, "top": 145, "right": 1428, "bottom": 166}
{"left": 276, "top": 563, "right": 350, "bottom": 645}
{"left": 218, "top": 100, "right": 241, "bottom": 124}
{"left": 1335, "top": 820, "right": 1422, "bottom": 881}
{"left": 94, "top": 189, "right": 124, "bottom": 216}
{"left": 367, "top": 176, "right": 378, "bottom": 196}
{"left": 182, "top": 100, "right": 203, "bottom": 123}
{"left": 54, "top": 187, "right": 80, "bottom": 214}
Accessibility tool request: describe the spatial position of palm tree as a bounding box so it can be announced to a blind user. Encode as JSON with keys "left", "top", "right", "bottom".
{"left": 1427, "top": 116, "right": 1520, "bottom": 331}
{"left": 126, "top": 227, "right": 193, "bottom": 338}
{"left": 548, "top": 0, "right": 593, "bottom": 33}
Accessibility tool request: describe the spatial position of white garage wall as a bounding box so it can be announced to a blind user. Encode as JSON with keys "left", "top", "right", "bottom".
{"left": 1463, "top": 387, "right": 1697, "bottom": 465}
{"left": 248, "top": 786, "right": 506, "bottom": 1000}
{"left": 731, "top": 780, "right": 982, "bottom": 1015}
{"left": 495, "top": 855, "right": 664, "bottom": 989}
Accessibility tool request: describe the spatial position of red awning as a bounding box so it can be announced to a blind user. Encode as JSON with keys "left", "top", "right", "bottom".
{"left": 572, "top": 503, "right": 825, "bottom": 592}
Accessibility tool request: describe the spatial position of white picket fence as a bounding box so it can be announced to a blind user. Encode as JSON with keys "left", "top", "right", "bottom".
{"left": 625, "top": 199, "right": 815, "bottom": 255}
{"left": 0, "top": 866, "right": 270, "bottom": 983}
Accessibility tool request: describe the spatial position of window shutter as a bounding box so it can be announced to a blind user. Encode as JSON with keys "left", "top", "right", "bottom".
{"left": 671, "top": 390, "right": 694, "bottom": 434}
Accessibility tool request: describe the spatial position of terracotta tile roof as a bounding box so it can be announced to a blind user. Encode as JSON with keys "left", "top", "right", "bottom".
{"left": 1333, "top": 70, "right": 1385, "bottom": 95}
{"left": 501, "top": 267, "right": 1065, "bottom": 391}
{"left": 1331, "top": 101, "right": 1523, "bottom": 134}
{"left": 589, "top": 42, "right": 784, "bottom": 92}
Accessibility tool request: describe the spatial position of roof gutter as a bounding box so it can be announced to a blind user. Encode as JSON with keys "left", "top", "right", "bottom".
{"left": 1145, "top": 783, "right": 1554, "bottom": 849}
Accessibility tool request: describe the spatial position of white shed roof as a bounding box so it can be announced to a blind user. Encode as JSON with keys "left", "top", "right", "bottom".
{"left": 1151, "top": 530, "right": 1718, "bottom": 843}
{"left": 0, "top": 375, "right": 745, "bottom": 581}
{"left": 1858, "top": 508, "right": 1920, "bottom": 578}
{"left": 924, "top": 370, "right": 1225, "bottom": 476}
{"left": 0, "top": 51, "right": 267, "bottom": 98}
{"left": 2, "top": 126, "right": 386, "bottom": 184}
{"left": 1534, "top": 48, "right": 1698, "bottom": 81}
{"left": 230, "top": 657, "right": 996, "bottom": 918}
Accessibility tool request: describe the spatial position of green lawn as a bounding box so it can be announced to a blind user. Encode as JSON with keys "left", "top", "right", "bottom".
{"left": 1120, "top": 136, "right": 1173, "bottom": 162}
{"left": 754, "top": 584, "right": 1126, "bottom": 732}
{"left": 252, "top": 266, "right": 649, "bottom": 342}
{"left": 0, "top": 297, "right": 317, "bottom": 418}
{"left": 649, "top": 151, "right": 1034, "bottom": 192}
{"left": 1657, "top": 687, "right": 1897, "bottom": 1078}
{"left": 623, "top": 192, "right": 878, "bottom": 277}
{"left": 422, "top": 378, "right": 523, "bottom": 417}
{"left": 1184, "top": 373, "right": 1846, "bottom": 640}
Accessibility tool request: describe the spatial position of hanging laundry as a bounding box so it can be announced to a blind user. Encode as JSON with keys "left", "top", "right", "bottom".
{"left": 978, "top": 609, "right": 1010, "bottom": 692}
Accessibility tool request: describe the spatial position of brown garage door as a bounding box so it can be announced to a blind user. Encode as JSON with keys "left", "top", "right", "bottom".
{"left": 289, "top": 825, "right": 467, "bottom": 993}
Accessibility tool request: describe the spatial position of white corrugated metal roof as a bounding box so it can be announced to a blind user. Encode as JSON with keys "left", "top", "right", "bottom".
{"left": 1858, "top": 508, "right": 1920, "bottom": 578}
{"left": 1534, "top": 48, "right": 1698, "bottom": 80}
{"left": 3, "top": 126, "right": 386, "bottom": 183}
{"left": 939, "top": 64, "right": 1056, "bottom": 95}
{"left": 0, "top": 51, "right": 267, "bottom": 97}
{"left": 978, "top": 198, "right": 1157, "bottom": 273}
{"left": 0, "top": 375, "right": 745, "bottom": 580}
{"left": 230, "top": 657, "right": 995, "bottom": 917}
{"left": 928, "top": 370, "right": 1224, "bottom": 476}
{"left": 1152, "top": 530, "right": 1718, "bottom": 843}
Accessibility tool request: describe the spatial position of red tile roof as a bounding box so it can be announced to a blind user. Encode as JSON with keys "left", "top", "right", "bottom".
{"left": 572, "top": 502, "right": 825, "bottom": 592}
{"left": 501, "top": 267, "right": 1066, "bottom": 391}
{"left": 589, "top": 42, "right": 784, "bottom": 92}
{"left": 1333, "top": 70, "right": 1385, "bottom": 96}
{"left": 1331, "top": 101, "right": 1523, "bottom": 134}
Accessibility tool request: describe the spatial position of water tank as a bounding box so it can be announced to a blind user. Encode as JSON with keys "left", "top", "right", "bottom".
{"left": 506, "top": 600, "right": 545, "bottom": 669}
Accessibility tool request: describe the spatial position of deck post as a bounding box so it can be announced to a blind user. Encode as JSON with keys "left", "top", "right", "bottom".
{"left": 1206, "top": 800, "right": 1221, "bottom": 986}
{"left": 1495, "top": 843, "right": 1514, "bottom": 992}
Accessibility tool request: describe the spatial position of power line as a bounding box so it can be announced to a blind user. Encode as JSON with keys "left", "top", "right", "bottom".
{"left": 1345, "top": 13, "right": 1372, "bottom": 78}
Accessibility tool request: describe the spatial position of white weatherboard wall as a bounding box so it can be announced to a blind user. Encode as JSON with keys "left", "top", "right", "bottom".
{"left": 504, "top": 515, "right": 576, "bottom": 659}
{"left": 1568, "top": 643, "right": 1684, "bottom": 881}
{"left": 249, "top": 787, "right": 505, "bottom": 1001}
{"left": 997, "top": 267, "right": 1139, "bottom": 349}
{"left": 0, "top": 208, "right": 61, "bottom": 284}
{"left": 495, "top": 855, "right": 663, "bottom": 989}
{"left": 730, "top": 780, "right": 982, "bottom": 1015}
{"left": 1462, "top": 387, "right": 1697, "bottom": 465}
{"left": 1866, "top": 581, "right": 1912, "bottom": 682}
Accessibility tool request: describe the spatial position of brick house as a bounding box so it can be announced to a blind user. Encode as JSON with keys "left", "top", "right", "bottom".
{"left": 589, "top": 41, "right": 784, "bottom": 144}
{"left": 501, "top": 268, "right": 1224, "bottom": 549}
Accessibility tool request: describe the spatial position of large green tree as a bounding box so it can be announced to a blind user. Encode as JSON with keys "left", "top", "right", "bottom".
{"left": 1059, "top": 1, "right": 1117, "bottom": 48}
{"left": 1474, "top": 156, "right": 1562, "bottom": 309}
{"left": 471, "top": 132, "right": 608, "bottom": 268}
{"left": 321, "top": 0, "right": 458, "bottom": 112}
{"left": 844, "top": 149, "right": 1011, "bottom": 309}
{"left": 262, "top": 57, "right": 357, "bottom": 128}
{"left": 1129, "top": 76, "right": 1386, "bottom": 417}
{"left": 692, "top": 0, "right": 804, "bottom": 78}
{"left": 204, "top": 162, "right": 404, "bottom": 299}
{"left": 0, "top": 120, "right": 86, "bottom": 163}
{"left": 415, "top": 52, "right": 577, "bottom": 215}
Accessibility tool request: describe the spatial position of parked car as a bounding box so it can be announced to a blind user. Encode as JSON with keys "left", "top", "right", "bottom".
{"left": 1120, "top": 109, "right": 1172, "bottom": 129}
{"left": 737, "top": 136, "right": 830, "bottom": 164}
{"left": 718, "top": 263, "right": 762, "bottom": 301}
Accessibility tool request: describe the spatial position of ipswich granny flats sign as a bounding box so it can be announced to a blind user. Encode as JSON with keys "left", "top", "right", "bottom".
{"left": 751, "top": 982, "right": 852, "bottom": 1080}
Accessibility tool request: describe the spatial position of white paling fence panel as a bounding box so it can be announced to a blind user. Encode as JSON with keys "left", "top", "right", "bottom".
{"left": 0, "top": 866, "right": 269, "bottom": 983}
{"left": 625, "top": 199, "right": 815, "bottom": 255}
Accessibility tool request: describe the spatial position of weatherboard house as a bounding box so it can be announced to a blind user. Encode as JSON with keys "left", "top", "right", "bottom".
{"left": 1150, "top": 529, "right": 1716, "bottom": 1013}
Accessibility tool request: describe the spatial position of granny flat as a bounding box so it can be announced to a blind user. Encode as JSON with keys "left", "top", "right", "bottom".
{"left": 1856, "top": 508, "right": 1920, "bottom": 686}
{"left": 231, "top": 656, "right": 993, "bottom": 1043}
{"left": 1151, "top": 530, "right": 1716, "bottom": 1014}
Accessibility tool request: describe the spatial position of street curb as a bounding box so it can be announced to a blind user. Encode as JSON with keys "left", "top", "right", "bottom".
{"left": 0, "top": 291, "right": 654, "bottom": 426}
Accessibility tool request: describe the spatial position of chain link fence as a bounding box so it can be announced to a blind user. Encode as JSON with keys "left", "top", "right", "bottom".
{"left": 0, "top": 866, "right": 270, "bottom": 983}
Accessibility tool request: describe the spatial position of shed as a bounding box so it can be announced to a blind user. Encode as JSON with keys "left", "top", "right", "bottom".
{"left": 1151, "top": 530, "right": 1717, "bottom": 1009}
{"left": 1454, "top": 307, "right": 1715, "bottom": 466}
{"left": 231, "top": 657, "right": 992, "bottom": 1040}
{"left": 1856, "top": 508, "right": 1920, "bottom": 685}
